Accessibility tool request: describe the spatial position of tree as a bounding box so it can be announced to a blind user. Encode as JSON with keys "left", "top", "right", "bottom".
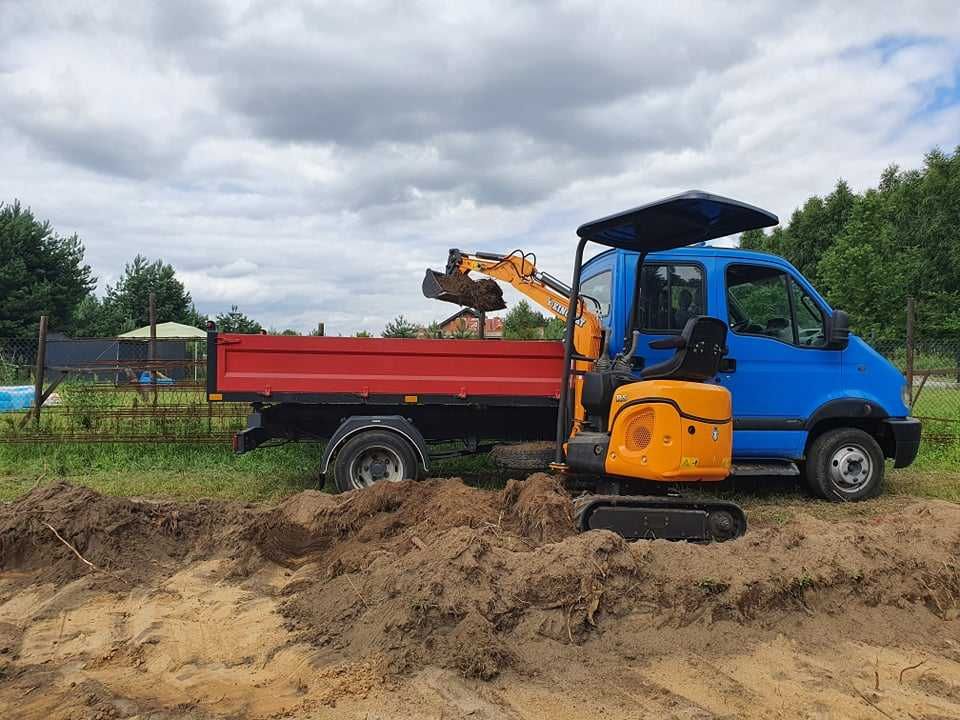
{"left": 424, "top": 321, "right": 444, "bottom": 338}
{"left": 543, "top": 316, "right": 566, "bottom": 340}
{"left": 215, "top": 305, "right": 263, "bottom": 334}
{"left": 503, "top": 300, "right": 546, "bottom": 340}
{"left": 354, "top": 330, "right": 373, "bottom": 338}
{"left": 757, "top": 146, "right": 960, "bottom": 339}
{"left": 94, "top": 255, "right": 205, "bottom": 335}
{"left": 382, "top": 315, "right": 420, "bottom": 338}
{"left": 0, "top": 201, "right": 96, "bottom": 337}
{"left": 739, "top": 228, "right": 770, "bottom": 252}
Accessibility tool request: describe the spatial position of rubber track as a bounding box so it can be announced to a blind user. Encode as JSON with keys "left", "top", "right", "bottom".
{"left": 573, "top": 494, "right": 747, "bottom": 542}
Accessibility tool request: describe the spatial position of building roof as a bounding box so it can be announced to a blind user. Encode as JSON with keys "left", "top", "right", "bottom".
{"left": 438, "top": 308, "right": 479, "bottom": 327}
{"left": 117, "top": 321, "right": 207, "bottom": 339}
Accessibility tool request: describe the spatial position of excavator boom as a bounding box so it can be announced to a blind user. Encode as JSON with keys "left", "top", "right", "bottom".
{"left": 423, "top": 248, "right": 603, "bottom": 362}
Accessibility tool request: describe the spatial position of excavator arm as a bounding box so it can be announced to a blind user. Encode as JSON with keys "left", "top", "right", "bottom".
{"left": 423, "top": 249, "right": 604, "bottom": 361}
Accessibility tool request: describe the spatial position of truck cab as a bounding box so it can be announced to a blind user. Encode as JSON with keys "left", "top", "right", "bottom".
{"left": 581, "top": 245, "right": 921, "bottom": 499}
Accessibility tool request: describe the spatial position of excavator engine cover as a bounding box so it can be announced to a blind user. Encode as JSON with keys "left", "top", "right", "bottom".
{"left": 604, "top": 379, "right": 732, "bottom": 482}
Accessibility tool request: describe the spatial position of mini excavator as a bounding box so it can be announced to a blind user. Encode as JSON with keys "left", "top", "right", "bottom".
{"left": 423, "top": 191, "right": 779, "bottom": 542}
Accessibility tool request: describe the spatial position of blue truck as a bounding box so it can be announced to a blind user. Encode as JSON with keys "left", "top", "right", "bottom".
{"left": 578, "top": 242, "right": 921, "bottom": 499}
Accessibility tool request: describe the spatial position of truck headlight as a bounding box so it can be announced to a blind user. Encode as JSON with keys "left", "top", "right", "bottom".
{"left": 901, "top": 383, "right": 911, "bottom": 409}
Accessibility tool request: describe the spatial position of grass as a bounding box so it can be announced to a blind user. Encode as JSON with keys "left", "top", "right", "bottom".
{"left": 0, "top": 378, "right": 956, "bottom": 510}
{"left": 0, "top": 439, "right": 505, "bottom": 502}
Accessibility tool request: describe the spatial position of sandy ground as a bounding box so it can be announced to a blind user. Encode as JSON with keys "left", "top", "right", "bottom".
{"left": 1, "top": 476, "right": 959, "bottom": 719}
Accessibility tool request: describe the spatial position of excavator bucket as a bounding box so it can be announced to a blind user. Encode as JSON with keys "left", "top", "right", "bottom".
{"left": 422, "top": 269, "right": 506, "bottom": 312}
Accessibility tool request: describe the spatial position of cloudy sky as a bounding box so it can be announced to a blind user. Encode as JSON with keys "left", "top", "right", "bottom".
{"left": 2, "top": 1, "right": 959, "bottom": 334}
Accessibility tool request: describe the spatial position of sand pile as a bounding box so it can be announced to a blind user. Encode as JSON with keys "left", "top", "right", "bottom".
{"left": 1, "top": 477, "right": 959, "bottom": 719}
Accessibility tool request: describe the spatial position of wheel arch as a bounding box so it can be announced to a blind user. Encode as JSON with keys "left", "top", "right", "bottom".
{"left": 803, "top": 398, "right": 894, "bottom": 459}
{"left": 320, "top": 416, "right": 429, "bottom": 475}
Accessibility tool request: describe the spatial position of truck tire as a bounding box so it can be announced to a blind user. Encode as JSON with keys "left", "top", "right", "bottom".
{"left": 805, "top": 428, "right": 884, "bottom": 501}
{"left": 333, "top": 430, "right": 419, "bottom": 493}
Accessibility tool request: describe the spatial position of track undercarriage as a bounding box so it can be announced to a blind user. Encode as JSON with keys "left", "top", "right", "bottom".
{"left": 572, "top": 491, "right": 747, "bottom": 542}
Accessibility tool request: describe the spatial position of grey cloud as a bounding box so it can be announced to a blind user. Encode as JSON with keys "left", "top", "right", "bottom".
{"left": 9, "top": 115, "right": 183, "bottom": 180}
{"left": 1, "top": 1, "right": 959, "bottom": 335}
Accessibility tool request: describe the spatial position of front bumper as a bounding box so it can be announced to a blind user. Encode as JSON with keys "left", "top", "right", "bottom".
{"left": 883, "top": 417, "right": 921, "bottom": 468}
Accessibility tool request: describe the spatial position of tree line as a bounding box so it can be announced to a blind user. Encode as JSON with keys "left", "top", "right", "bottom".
{"left": 740, "top": 147, "right": 960, "bottom": 340}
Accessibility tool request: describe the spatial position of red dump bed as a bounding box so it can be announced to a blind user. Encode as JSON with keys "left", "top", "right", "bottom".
{"left": 210, "top": 334, "right": 565, "bottom": 403}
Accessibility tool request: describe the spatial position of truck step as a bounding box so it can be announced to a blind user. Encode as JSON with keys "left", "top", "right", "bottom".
{"left": 730, "top": 461, "right": 800, "bottom": 477}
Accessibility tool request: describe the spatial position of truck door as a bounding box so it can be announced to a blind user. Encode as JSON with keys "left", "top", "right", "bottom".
{"left": 718, "top": 261, "right": 841, "bottom": 459}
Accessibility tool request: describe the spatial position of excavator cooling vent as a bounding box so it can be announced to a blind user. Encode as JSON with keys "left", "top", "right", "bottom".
{"left": 625, "top": 408, "right": 655, "bottom": 451}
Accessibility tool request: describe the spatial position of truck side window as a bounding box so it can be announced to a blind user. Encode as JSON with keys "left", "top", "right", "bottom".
{"left": 581, "top": 270, "right": 612, "bottom": 320}
{"left": 791, "top": 280, "right": 827, "bottom": 346}
{"left": 637, "top": 263, "right": 705, "bottom": 333}
{"left": 726, "top": 264, "right": 826, "bottom": 346}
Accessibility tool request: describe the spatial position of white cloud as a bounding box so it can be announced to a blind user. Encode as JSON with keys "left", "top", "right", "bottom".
{"left": 0, "top": 1, "right": 958, "bottom": 334}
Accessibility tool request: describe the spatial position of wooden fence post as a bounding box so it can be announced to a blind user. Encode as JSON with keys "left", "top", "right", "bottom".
{"left": 905, "top": 296, "right": 915, "bottom": 403}
{"left": 33, "top": 315, "right": 48, "bottom": 429}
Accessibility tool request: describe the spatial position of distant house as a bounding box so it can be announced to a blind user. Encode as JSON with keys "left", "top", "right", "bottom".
{"left": 435, "top": 309, "right": 503, "bottom": 338}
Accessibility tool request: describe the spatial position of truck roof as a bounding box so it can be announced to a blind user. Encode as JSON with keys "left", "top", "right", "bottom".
{"left": 586, "top": 243, "right": 790, "bottom": 266}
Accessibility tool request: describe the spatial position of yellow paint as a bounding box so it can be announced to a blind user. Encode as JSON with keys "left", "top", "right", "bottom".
{"left": 208, "top": 393, "right": 223, "bottom": 401}
{"left": 403, "top": 395, "right": 419, "bottom": 403}
{"left": 603, "top": 379, "right": 732, "bottom": 483}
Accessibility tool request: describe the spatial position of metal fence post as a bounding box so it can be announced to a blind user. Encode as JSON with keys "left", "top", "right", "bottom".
{"left": 33, "top": 315, "right": 48, "bottom": 428}
{"left": 149, "top": 292, "right": 158, "bottom": 407}
{"left": 905, "top": 296, "right": 915, "bottom": 402}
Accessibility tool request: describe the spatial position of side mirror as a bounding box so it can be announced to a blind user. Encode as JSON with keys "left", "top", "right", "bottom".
{"left": 825, "top": 309, "right": 850, "bottom": 349}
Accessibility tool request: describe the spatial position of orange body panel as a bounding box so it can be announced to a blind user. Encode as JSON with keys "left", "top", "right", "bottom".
{"left": 603, "top": 379, "right": 733, "bottom": 482}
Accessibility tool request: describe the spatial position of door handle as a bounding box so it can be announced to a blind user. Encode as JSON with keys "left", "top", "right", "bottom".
{"left": 719, "top": 358, "right": 737, "bottom": 373}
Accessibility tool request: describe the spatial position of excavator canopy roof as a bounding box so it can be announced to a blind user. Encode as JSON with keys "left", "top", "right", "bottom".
{"left": 576, "top": 190, "right": 778, "bottom": 252}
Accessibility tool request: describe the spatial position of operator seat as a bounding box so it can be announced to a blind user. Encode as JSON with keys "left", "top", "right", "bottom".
{"left": 640, "top": 316, "right": 728, "bottom": 382}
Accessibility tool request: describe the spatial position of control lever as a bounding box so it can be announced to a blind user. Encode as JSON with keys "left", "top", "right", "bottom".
{"left": 612, "top": 330, "right": 640, "bottom": 374}
{"left": 593, "top": 327, "right": 612, "bottom": 372}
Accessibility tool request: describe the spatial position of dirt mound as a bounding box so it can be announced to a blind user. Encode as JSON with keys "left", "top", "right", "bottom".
{"left": 2, "top": 478, "right": 960, "bottom": 719}
{"left": 0, "top": 481, "right": 243, "bottom": 585}
{"left": 501, "top": 472, "right": 575, "bottom": 542}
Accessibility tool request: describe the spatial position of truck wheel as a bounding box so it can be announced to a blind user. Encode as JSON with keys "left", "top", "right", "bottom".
{"left": 805, "top": 428, "right": 884, "bottom": 501}
{"left": 333, "top": 430, "right": 419, "bottom": 492}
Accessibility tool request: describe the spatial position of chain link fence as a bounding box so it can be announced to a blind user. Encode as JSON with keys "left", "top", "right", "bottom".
{"left": 873, "top": 337, "right": 960, "bottom": 444}
{"left": 0, "top": 335, "right": 246, "bottom": 443}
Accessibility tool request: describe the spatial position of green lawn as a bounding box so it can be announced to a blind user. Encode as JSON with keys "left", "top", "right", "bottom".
{"left": 1, "top": 434, "right": 957, "bottom": 510}
{"left": 0, "top": 440, "right": 505, "bottom": 502}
